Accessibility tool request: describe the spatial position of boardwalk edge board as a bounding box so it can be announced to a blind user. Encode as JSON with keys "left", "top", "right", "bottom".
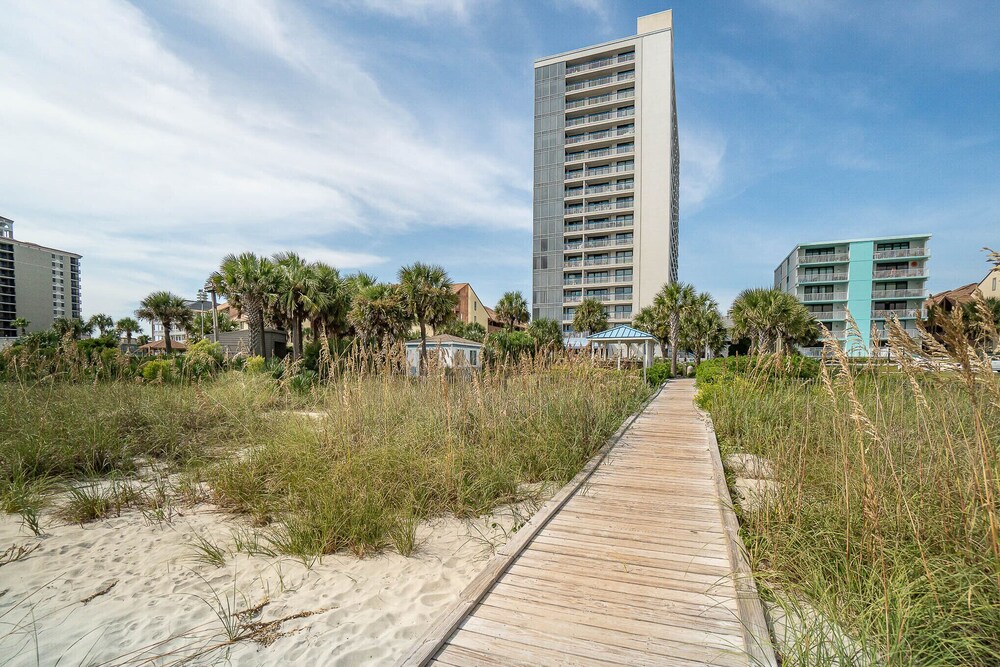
{"left": 395, "top": 383, "right": 668, "bottom": 667}
{"left": 700, "top": 408, "right": 779, "bottom": 667}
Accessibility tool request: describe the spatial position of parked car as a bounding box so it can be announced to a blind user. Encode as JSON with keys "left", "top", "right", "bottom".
{"left": 991, "top": 358, "right": 1000, "bottom": 373}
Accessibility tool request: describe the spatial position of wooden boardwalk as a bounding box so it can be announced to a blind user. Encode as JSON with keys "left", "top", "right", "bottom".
{"left": 401, "top": 380, "right": 775, "bottom": 667}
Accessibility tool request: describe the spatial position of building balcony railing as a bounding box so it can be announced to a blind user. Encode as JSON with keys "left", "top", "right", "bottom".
{"left": 564, "top": 89, "right": 635, "bottom": 111}
{"left": 564, "top": 293, "right": 632, "bottom": 304}
{"left": 800, "top": 272, "right": 849, "bottom": 283}
{"left": 584, "top": 275, "right": 632, "bottom": 285}
{"left": 585, "top": 238, "right": 633, "bottom": 249}
{"left": 565, "top": 71, "right": 635, "bottom": 93}
{"left": 565, "top": 52, "right": 635, "bottom": 75}
{"left": 809, "top": 309, "right": 847, "bottom": 320}
{"left": 564, "top": 205, "right": 584, "bottom": 215}
{"left": 872, "top": 309, "right": 920, "bottom": 320}
{"left": 584, "top": 163, "right": 633, "bottom": 177}
{"left": 584, "top": 256, "right": 633, "bottom": 267}
{"left": 585, "top": 219, "right": 632, "bottom": 232}
{"left": 872, "top": 268, "right": 927, "bottom": 279}
{"left": 566, "top": 127, "right": 635, "bottom": 146}
{"left": 584, "top": 182, "right": 633, "bottom": 195}
{"left": 565, "top": 144, "right": 635, "bottom": 164}
{"left": 565, "top": 108, "right": 635, "bottom": 129}
{"left": 873, "top": 246, "right": 928, "bottom": 260}
{"left": 564, "top": 243, "right": 583, "bottom": 251}
{"left": 871, "top": 289, "right": 925, "bottom": 299}
{"left": 564, "top": 223, "right": 583, "bottom": 233}
{"left": 799, "top": 253, "right": 849, "bottom": 264}
{"left": 802, "top": 291, "right": 847, "bottom": 302}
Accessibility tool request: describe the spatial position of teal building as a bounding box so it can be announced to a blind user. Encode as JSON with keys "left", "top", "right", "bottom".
{"left": 774, "top": 234, "right": 930, "bottom": 356}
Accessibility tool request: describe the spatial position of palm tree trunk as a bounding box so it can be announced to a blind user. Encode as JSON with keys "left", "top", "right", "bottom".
{"left": 164, "top": 322, "right": 173, "bottom": 355}
{"left": 292, "top": 315, "right": 303, "bottom": 359}
{"left": 419, "top": 320, "right": 428, "bottom": 375}
{"left": 247, "top": 303, "right": 263, "bottom": 358}
{"left": 669, "top": 313, "right": 680, "bottom": 376}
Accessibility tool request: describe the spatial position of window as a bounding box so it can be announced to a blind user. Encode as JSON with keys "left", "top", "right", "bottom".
{"left": 804, "top": 266, "right": 834, "bottom": 276}
{"left": 470, "top": 350, "right": 478, "bottom": 366}
{"left": 805, "top": 285, "right": 834, "bottom": 295}
{"left": 804, "top": 247, "right": 835, "bottom": 256}
{"left": 877, "top": 241, "right": 910, "bottom": 251}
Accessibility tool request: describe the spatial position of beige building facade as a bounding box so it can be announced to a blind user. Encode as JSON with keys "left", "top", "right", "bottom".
{"left": 979, "top": 265, "right": 1000, "bottom": 300}
{"left": 0, "top": 216, "right": 81, "bottom": 340}
{"left": 532, "top": 10, "right": 679, "bottom": 343}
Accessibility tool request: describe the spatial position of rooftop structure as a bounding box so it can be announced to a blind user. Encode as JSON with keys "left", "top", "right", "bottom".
{"left": 532, "top": 10, "right": 679, "bottom": 339}
{"left": 774, "top": 234, "right": 931, "bottom": 356}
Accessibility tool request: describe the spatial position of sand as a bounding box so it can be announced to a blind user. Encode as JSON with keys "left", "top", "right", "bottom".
{"left": 0, "top": 500, "right": 525, "bottom": 666}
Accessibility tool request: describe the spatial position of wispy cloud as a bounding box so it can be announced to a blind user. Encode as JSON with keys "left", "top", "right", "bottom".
{"left": 0, "top": 0, "right": 529, "bottom": 317}
{"left": 331, "top": 0, "right": 485, "bottom": 22}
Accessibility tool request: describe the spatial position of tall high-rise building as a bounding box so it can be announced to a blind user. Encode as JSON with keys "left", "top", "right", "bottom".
{"left": 532, "top": 10, "right": 679, "bottom": 341}
{"left": 0, "top": 216, "right": 82, "bottom": 340}
{"left": 774, "top": 234, "right": 931, "bottom": 356}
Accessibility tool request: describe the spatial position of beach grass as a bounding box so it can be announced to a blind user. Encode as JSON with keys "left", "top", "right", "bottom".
{"left": 1, "top": 357, "right": 648, "bottom": 558}
{"left": 701, "top": 328, "right": 1000, "bottom": 665}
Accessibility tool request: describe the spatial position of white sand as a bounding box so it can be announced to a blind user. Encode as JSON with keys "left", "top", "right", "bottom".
{"left": 0, "top": 501, "right": 524, "bottom": 666}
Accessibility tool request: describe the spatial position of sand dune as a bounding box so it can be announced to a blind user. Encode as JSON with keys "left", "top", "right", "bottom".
{"left": 0, "top": 503, "right": 522, "bottom": 665}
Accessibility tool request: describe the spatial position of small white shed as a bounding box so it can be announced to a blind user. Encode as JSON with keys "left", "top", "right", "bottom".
{"left": 405, "top": 334, "right": 483, "bottom": 376}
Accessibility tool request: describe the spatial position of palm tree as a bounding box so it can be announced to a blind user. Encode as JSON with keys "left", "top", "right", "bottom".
{"left": 349, "top": 283, "right": 411, "bottom": 345}
{"left": 632, "top": 306, "right": 671, "bottom": 358}
{"left": 494, "top": 291, "right": 529, "bottom": 331}
{"left": 10, "top": 317, "right": 29, "bottom": 337}
{"left": 680, "top": 293, "right": 726, "bottom": 367}
{"left": 526, "top": 318, "right": 563, "bottom": 349}
{"left": 654, "top": 282, "right": 697, "bottom": 376}
{"left": 729, "top": 288, "right": 817, "bottom": 355}
{"left": 135, "top": 291, "right": 193, "bottom": 355}
{"left": 52, "top": 317, "right": 86, "bottom": 340}
{"left": 115, "top": 317, "right": 141, "bottom": 349}
{"left": 398, "top": 262, "right": 458, "bottom": 373}
{"left": 272, "top": 252, "right": 320, "bottom": 359}
{"left": 87, "top": 313, "right": 115, "bottom": 337}
{"left": 211, "top": 253, "right": 276, "bottom": 357}
{"left": 572, "top": 298, "right": 608, "bottom": 337}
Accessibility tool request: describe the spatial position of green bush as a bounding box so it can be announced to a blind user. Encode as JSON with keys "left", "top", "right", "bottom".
{"left": 695, "top": 354, "right": 820, "bottom": 407}
{"left": 141, "top": 359, "right": 175, "bottom": 383}
{"left": 645, "top": 360, "right": 673, "bottom": 386}
{"left": 245, "top": 355, "right": 266, "bottom": 374}
{"left": 183, "top": 339, "right": 223, "bottom": 380}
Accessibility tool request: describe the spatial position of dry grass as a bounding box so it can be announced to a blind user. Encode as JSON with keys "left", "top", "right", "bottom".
{"left": 704, "top": 307, "right": 1000, "bottom": 665}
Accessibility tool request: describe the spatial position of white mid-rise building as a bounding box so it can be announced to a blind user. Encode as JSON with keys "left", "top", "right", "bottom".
{"left": 532, "top": 10, "right": 679, "bottom": 341}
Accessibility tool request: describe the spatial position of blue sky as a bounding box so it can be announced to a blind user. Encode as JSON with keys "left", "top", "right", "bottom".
{"left": 1, "top": 0, "right": 998, "bottom": 322}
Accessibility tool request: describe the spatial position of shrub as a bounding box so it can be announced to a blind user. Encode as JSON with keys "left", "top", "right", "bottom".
{"left": 645, "top": 360, "right": 672, "bottom": 386}
{"left": 244, "top": 356, "right": 266, "bottom": 374}
{"left": 183, "top": 339, "right": 223, "bottom": 381}
{"left": 142, "top": 359, "right": 175, "bottom": 383}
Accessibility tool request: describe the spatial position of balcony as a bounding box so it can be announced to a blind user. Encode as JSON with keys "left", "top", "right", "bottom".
{"left": 800, "top": 272, "right": 848, "bottom": 283}
{"left": 585, "top": 238, "right": 633, "bottom": 249}
{"left": 565, "top": 71, "right": 635, "bottom": 93}
{"left": 585, "top": 218, "right": 632, "bottom": 232}
{"left": 566, "top": 52, "right": 635, "bottom": 75}
{"left": 564, "top": 223, "right": 583, "bottom": 232}
{"left": 563, "top": 258, "right": 583, "bottom": 268}
{"left": 563, "top": 295, "right": 583, "bottom": 304}
{"left": 584, "top": 275, "right": 632, "bottom": 285}
{"left": 564, "top": 242, "right": 583, "bottom": 251}
{"left": 564, "top": 278, "right": 583, "bottom": 285}
{"left": 564, "top": 89, "right": 635, "bottom": 111}
{"left": 799, "top": 253, "right": 849, "bottom": 264}
{"left": 584, "top": 163, "right": 634, "bottom": 177}
{"left": 802, "top": 291, "right": 847, "bottom": 302}
{"left": 584, "top": 182, "right": 633, "bottom": 195}
{"left": 564, "top": 205, "right": 584, "bottom": 215}
{"left": 565, "top": 108, "right": 635, "bottom": 129}
{"left": 872, "top": 309, "right": 920, "bottom": 320}
{"left": 584, "top": 256, "right": 633, "bottom": 267}
{"left": 871, "top": 289, "right": 924, "bottom": 299}
{"left": 566, "top": 144, "right": 635, "bottom": 164}
{"left": 873, "top": 246, "right": 928, "bottom": 260}
{"left": 565, "top": 127, "right": 635, "bottom": 146}
{"left": 872, "top": 268, "right": 927, "bottom": 279}
{"left": 809, "top": 308, "right": 847, "bottom": 320}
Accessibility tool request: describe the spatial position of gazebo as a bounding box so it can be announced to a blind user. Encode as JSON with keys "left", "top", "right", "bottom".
{"left": 138, "top": 339, "right": 188, "bottom": 355}
{"left": 587, "top": 325, "right": 657, "bottom": 381}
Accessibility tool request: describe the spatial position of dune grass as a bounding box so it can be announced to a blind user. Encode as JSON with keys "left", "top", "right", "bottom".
{"left": 1, "top": 357, "right": 649, "bottom": 558}
{"left": 209, "top": 360, "right": 649, "bottom": 557}
{"left": 702, "top": 325, "right": 1000, "bottom": 664}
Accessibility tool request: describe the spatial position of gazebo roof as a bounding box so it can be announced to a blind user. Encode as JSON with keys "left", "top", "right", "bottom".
{"left": 587, "top": 325, "right": 656, "bottom": 342}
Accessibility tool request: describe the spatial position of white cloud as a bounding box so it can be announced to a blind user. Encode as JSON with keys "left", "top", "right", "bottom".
{"left": 332, "top": 0, "right": 483, "bottom": 21}
{"left": 0, "top": 0, "right": 529, "bottom": 318}
{"left": 679, "top": 127, "right": 727, "bottom": 213}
